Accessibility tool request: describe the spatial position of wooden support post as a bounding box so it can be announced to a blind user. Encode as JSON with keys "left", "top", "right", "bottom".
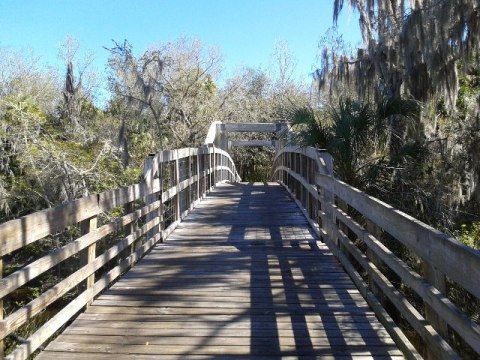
{"left": 423, "top": 261, "right": 449, "bottom": 356}
{"left": 337, "top": 198, "right": 349, "bottom": 253}
{"left": 188, "top": 153, "right": 193, "bottom": 209}
{"left": 207, "top": 148, "right": 211, "bottom": 190}
{"left": 219, "top": 128, "right": 228, "bottom": 151}
{"left": 212, "top": 147, "right": 216, "bottom": 188}
{"left": 318, "top": 183, "right": 336, "bottom": 246}
{"left": 196, "top": 152, "right": 201, "bottom": 200}
{"left": 124, "top": 201, "right": 135, "bottom": 254}
{"left": 200, "top": 148, "right": 206, "bottom": 196}
{"left": 175, "top": 151, "right": 181, "bottom": 221}
{"left": 158, "top": 158, "right": 164, "bottom": 241}
{"left": 144, "top": 154, "right": 158, "bottom": 242}
{"left": 366, "top": 220, "right": 385, "bottom": 302}
{"left": 80, "top": 215, "right": 97, "bottom": 303}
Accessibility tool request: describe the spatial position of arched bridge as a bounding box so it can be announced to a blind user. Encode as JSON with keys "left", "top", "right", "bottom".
{"left": 1, "top": 123, "right": 479, "bottom": 359}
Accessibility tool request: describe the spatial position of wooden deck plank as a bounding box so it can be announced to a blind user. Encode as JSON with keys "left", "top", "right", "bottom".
{"left": 41, "top": 342, "right": 403, "bottom": 356}
{"left": 35, "top": 353, "right": 405, "bottom": 360}
{"left": 63, "top": 326, "right": 392, "bottom": 338}
{"left": 67, "top": 318, "right": 389, "bottom": 331}
{"left": 36, "top": 182, "right": 403, "bottom": 359}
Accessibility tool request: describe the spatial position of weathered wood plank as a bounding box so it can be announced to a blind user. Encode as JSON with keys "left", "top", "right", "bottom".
{"left": 317, "top": 173, "right": 480, "bottom": 300}
{"left": 36, "top": 353, "right": 405, "bottom": 360}
{"left": 0, "top": 214, "right": 161, "bottom": 340}
{"left": 231, "top": 140, "right": 275, "bottom": 147}
{"left": 336, "top": 230, "right": 456, "bottom": 359}
{"left": 333, "top": 204, "right": 480, "bottom": 354}
{"left": 0, "top": 194, "right": 99, "bottom": 256}
{"left": 53, "top": 333, "right": 396, "bottom": 346}
{"left": 223, "top": 122, "right": 279, "bottom": 133}
{"left": 0, "top": 200, "right": 160, "bottom": 299}
{"left": 41, "top": 341, "right": 403, "bottom": 356}
{"left": 33, "top": 183, "right": 402, "bottom": 359}
{"left": 66, "top": 319, "right": 390, "bottom": 332}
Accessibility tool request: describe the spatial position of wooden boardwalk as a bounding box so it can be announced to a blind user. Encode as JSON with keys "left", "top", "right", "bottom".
{"left": 36, "top": 182, "right": 403, "bottom": 359}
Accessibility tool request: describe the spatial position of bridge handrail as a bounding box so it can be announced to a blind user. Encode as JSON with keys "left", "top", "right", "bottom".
{"left": 272, "top": 146, "right": 480, "bottom": 360}
{"left": 0, "top": 144, "right": 240, "bottom": 360}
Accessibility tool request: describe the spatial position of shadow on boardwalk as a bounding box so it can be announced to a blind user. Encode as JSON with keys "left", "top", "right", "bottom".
{"left": 36, "top": 182, "right": 402, "bottom": 359}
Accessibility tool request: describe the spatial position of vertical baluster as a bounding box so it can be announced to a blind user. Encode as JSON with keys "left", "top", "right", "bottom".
{"left": 212, "top": 147, "right": 216, "bottom": 187}
{"left": 158, "top": 155, "right": 164, "bottom": 241}
{"left": 175, "top": 151, "right": 181, "bottom": 221}
{"left": 207, "top": 148, "right": 211, "bottom": 190}
{"left": 80, "top": 215, "right": 97, "bottom": 305}
{"left": 306, "top": 156, "right": 311, "bottom": 215}
{"left": 336, "top": 197, "right": 349, "bottom": 253}
{"left": 124, "top": 201, "right": 135, "bottom": 254}
{"left": 200, "top": 148, "right": 205, "bottom": 196}
{"left": 423, "top": 261, "right": 449, "bottom": 351}
{"left": 188, "top": 152, "right": 193, "bottom": 209}
{"left": 144, "top": 154, "right": 158, "bottom": 242}
{"left": 205, "top": 149, "right": 209, "bottom": 191}
{"left": 365, "top": 220, "right": 385, "bottom": 302}
{"left": 196, "top": 151, "right": 201, "bottom": 201}
{"left": 318, "top": 151, "right": 335, "bottom": 245}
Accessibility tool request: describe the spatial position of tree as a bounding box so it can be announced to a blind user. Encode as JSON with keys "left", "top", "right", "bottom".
{"left": 0, "top": 48, "right": 61, "bottom": 218}
{"left": 106, "top": 37, "right": 224, "bottom": 157}
{"left": 57, "top": 36, "right": 100, "bottom": 140}
{"left": 288, "top": 96, "right": 420, "bottom": 188}
{"left": 313, "top": 1, "right": 480, "bottom": 228}
{"left": 319, "top": 1, "right": 479, "bottom": 158}
{"left": 0, "top": 44, "right": 128, "bottom": 222}
{"left": 158, "top": 38, "right": 222, "bottom": 148}
{"left": 105, "top": 40, "right": 165, "bottom": 166}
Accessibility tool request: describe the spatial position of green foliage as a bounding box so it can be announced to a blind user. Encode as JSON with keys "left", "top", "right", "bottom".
{"left": 455, "top": 222, "right": 480, "bottom": 250}
{"left": 232, "top": 145, "right": 274, "bottom": 182}
{"left": 290, "top": 96, "right": 422, "bottom": 188}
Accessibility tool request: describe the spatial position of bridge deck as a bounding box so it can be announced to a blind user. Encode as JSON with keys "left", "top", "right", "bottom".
{"left": 37, "top": 182, "right": 403, "bottom": 359}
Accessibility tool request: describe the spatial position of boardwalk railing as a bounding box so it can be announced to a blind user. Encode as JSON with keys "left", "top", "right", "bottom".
{"left": 272, "top": 145, "right": 480, "bottom": 360}
{"left": 0, "top": 145, "right": 240, "bottom": 360}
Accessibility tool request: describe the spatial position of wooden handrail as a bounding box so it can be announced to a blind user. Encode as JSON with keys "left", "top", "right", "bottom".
{"left": 0, "top": 144, "right": 240, "bottom": 360}
{"left": 272, "top": 146, "right": 480, "bottom": 360}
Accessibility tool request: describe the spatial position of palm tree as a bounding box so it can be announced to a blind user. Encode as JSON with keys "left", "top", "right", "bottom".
{"left": 287, "top": 96, "right": 421, "bottom": 188}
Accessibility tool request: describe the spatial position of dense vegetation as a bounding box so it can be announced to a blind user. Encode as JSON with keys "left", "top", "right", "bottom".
{"left": 285, "top": 1, "right": 479, "bottom": 357}
{"left": 1, "top": 1, "right": 479, "bottom": 356}
{"left": 290, "top": 0, "right": 480, "bottom": 245}
{"left": 0, "top": 38, "right": 307, "bottom": 223}
{"left": 0, "top": 37, "right": 311, "bottom": 355}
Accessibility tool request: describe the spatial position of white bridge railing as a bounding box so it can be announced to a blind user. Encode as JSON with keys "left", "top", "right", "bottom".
{"left": 0, "top": 144, "right": 240, "bottom": 360}
{"left": 272, "top": 145, "right": 480, "bottom": 360}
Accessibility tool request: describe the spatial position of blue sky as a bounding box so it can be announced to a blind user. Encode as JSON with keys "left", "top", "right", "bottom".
{"left": 0, "top": 1, "right": 361, "bottom": 85}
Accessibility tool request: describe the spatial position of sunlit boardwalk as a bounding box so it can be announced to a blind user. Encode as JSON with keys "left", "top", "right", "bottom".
{"left": 36, "top": 182, "right": 402, "bottom": 359}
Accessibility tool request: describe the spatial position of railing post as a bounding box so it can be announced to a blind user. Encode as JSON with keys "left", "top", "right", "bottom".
{"left": 158, "top": 154, "right": 165, "bottom": 240}
{"left": 365, "top": 220, "right": 386, "bottom": 302}
{"left": 189, "top": 150, "right": 195, "bottom": 209}
{"left": 144, "top": 154, "right": 159, "bottom": 242}
{"left": 196, "top": 150, "right": 201, "bottom": 200}
{"left": 423, "top": 261, "right": 449, "bottom": 354}
{"left": 212, "top": 146, "right": 216, "bottom": 188}
{"left": 80, "top": 215, "right": 97, "bottom": 304}
{"left": 316, "top": 151, "right": 336, "bottom": 245}
{"left": 124, "top": 201, "right": 136, "bottom": 255}
{"left": 325, "top": 193, "right": 337, "bottom": 246}
{"left": 175, "top": 150, "right": 181, "bottom": 221}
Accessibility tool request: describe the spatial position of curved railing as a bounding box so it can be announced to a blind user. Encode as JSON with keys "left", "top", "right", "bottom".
{"left": 272, "top": 145, "right": 480, "bottom": 360}
{"left": 0, "top": 144, "right": 240, "bottom": 360}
